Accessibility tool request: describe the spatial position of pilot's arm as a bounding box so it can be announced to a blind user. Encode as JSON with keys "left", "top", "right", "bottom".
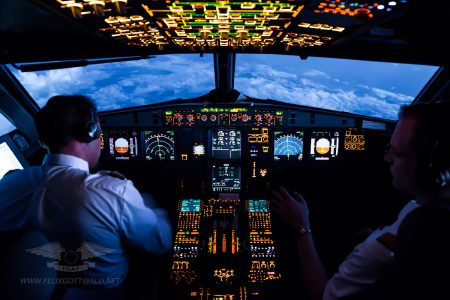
{"left": 119, "top": 180, "right": 173, "bottom": 254}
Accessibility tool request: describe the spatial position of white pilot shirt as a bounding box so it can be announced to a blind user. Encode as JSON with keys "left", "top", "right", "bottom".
{"left": 323, "top": 200, "right": 419, "bottom": 300}
{"left": 0, "top": 153, "right": 172, "bottom": 287}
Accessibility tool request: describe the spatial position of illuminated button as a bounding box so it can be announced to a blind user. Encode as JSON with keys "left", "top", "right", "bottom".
{"left": 201, "top": 114, "right": 208, "bottom": 122}
{"left": 210, "top": 115, "right": 217, "bottom": 122}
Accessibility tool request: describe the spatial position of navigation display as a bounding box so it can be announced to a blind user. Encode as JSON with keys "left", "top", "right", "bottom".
{"left": 107, "top": 129, "right": 139, "bottom": 160}
{"left": 144, "top": 130, "right": 175, "bottom": 161}
{"left": 310, "top": 131, "right": 340, "bottom": 160}
{"left": 181, "top": 199, "right": 201, "bottom": 212}
{"left": 274, "top": 131, "right": 304, "bottom": 161}
{"left": 212, "top": 163, "right": 241, "bottom": 192}
{"left": 211, "top": 129, "right": 241, "bottom": 159}
{"left": 248, "top": 200, "right": 268, "bottom": 213}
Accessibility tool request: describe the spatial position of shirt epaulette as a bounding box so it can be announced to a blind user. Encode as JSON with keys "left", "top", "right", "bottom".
{"left": 106, "top": 170, "right": 127, "bottom": 180}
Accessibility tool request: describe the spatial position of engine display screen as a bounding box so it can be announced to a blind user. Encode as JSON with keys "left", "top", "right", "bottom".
{"left": 144, "top": 130, "right": 175, "bottom": 161}
{"left": 274, "top": 131, "right": 304, "bottom": 161}
{"left": 212, "top": 163, "right": 241, "bottom": 192}
{"left": 248, "top": 127, "right": 270, "bottom": 159}
{"left": 211, "top": 129, "right": 241, "bottom": 159}
{"left": 248, "top": 200, "right": 268, "bottom": 213}
{"left": 310, "top": 131, "right": 340, "bottom": 160}
{"left": 181, "top": 199, "right": 201, "bottom": 212}
{"left": 108, "top": 129, "right": 139, "bottom": 160}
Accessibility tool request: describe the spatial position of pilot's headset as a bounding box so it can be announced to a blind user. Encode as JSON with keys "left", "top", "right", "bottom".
{"left": 416, "top": 122, "right": 450, "bottom": 190}
{"left": 75, "top": 102, "right": 101, "bottom": 143}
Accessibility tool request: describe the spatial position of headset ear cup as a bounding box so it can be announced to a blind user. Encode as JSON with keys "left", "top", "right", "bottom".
{"left": 84, "top": 121, "right": 100, "bottom": 143}
{"left": 419, "top": 141, "right": 450, "bottom": 189}
{"left": 437, "top": 169, "right": 450, "bottom": 187}
{"left": 433, "top": 141, "right": 450, "bottom": 187}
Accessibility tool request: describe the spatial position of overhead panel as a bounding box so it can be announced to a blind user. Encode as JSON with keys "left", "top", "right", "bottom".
{"left": 51, "top": 0, "right": 409, "bottom": 52}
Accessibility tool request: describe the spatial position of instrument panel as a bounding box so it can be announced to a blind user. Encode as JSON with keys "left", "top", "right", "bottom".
{"left": 102, "top": 105, "right": 368, "bottom": 164}
{"left": 99, "top": 104, "right": 384, "bottom": 300}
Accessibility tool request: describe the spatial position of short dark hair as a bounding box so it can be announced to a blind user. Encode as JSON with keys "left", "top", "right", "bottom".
{"left": 35, "top": 95, "right": 98, "bottom": 151}
{"left": 399, "top": 102, "right": 450, "bottom": 156}
{"left": 399, "top": 102, "right": 450, "bottom": 188}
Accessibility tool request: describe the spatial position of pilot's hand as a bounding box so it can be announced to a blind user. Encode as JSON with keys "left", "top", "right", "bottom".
{"left": 272, "top": 186, "right": 310, "bottom": 229}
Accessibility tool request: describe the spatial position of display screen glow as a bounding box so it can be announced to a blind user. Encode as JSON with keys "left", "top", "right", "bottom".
{"left": 181, "top": 199, "right": 201, "bottom": 212}
{"left": 211, "top": 129, "right": 241, "bottom": 159}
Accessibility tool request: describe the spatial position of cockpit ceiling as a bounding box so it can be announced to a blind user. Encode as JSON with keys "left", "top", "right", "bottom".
{"left": 54, "top": 0, "right": 377, "bottom": 49}
{"left": 1, "top": 0, "right": 450, "bottom": 65}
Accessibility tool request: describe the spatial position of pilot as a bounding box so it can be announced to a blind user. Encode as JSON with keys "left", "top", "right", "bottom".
{"left": 391, "top": 103, "right": 450, "bottom": 299}
{"left": 0, "top": 95, "right": 173, "bottom": 295}
{"left": 272, "top": 102, "right": 450, "bottom": 300}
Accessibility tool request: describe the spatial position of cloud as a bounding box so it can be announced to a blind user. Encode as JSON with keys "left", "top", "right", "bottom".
{"left": 303, "top": 70, "right": 330, "bottom": 79}
{"left": 12, "top": 67, "right": 111, "bottom": 106}
{"left": 10, "top": 56, "right": 420, "bottom": 120}
{"left": 235, "top": 63, "right": 413, "bottom": 120}
{"left": 11, "top": 55, "right": 215, "bottom": 111}
{"left": 371, "top": 87, "right": 413, "bottom": 104}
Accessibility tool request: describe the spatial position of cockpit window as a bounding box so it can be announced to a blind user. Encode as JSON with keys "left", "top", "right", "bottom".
{"left": 8, "top": 53, "right": 438, "bottom": 120}
{"left": 0, "top": 113, "right": 16, "bottom": 136}
{"left": 235, "top": 54, "right": 439, "bottom": 120}
{"left": 8, "top": 54, "right": 215, "bottom": 112}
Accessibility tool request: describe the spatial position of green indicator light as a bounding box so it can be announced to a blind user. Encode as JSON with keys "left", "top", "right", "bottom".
{"left": 165, "top": 111, "right": 173, "bottom": 115}
{"left": 276, "top": 111, "right": 283, "bottom": 115}
{"left": 191, "top": 22, "right": 214, "bottom": 26}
